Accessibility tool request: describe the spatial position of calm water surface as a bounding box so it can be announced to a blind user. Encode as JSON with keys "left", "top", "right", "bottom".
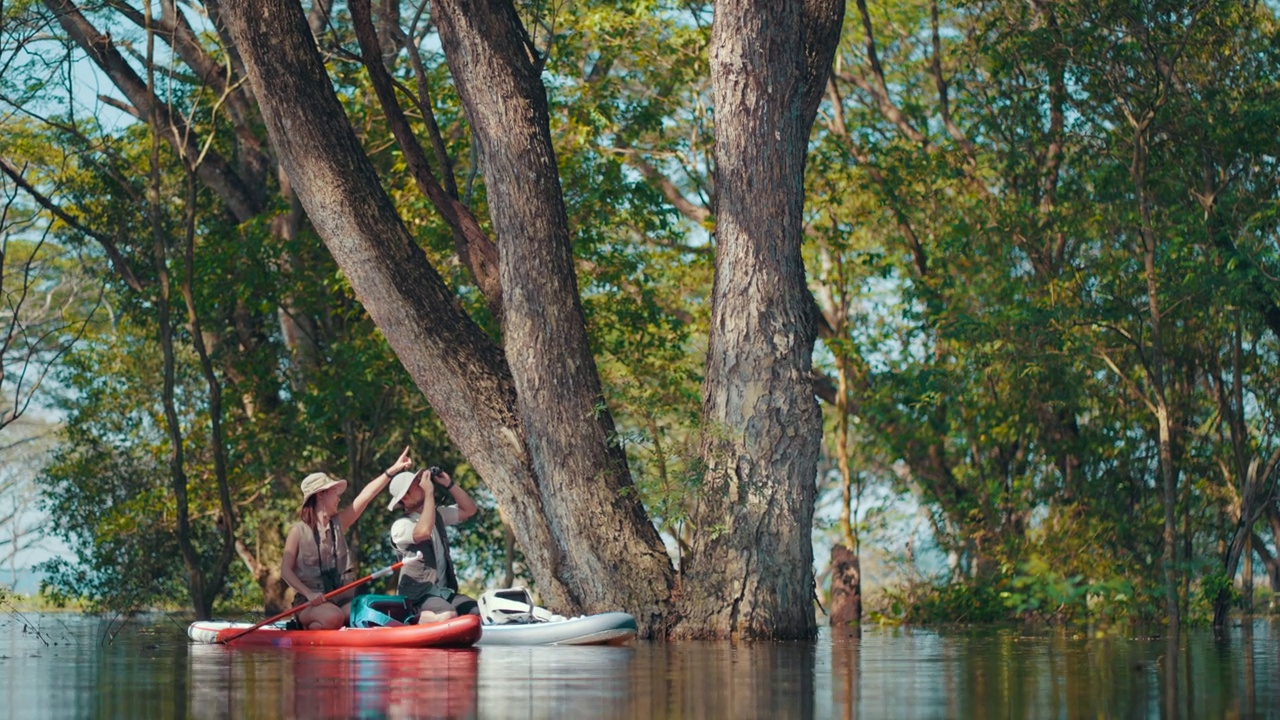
{"left": 1, "top": 611, "right": 1276, "bottom": 718}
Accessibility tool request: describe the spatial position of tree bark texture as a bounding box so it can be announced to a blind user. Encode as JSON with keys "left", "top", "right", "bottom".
{"left": 428, "top": 0, "right": 675, "bottom": 628}
{"left": 217, "top": 0, "right": 675, "bottom": 633}
{"left": 828, "top": 544, "right": 862, "bottom": 633}
{"left": 677, "top": 0, "right": 844, "bottom": 639}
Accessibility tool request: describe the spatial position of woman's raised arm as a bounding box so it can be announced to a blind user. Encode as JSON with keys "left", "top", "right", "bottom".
{"left": 339, "top": 445, "right": 412, "bottom": 530}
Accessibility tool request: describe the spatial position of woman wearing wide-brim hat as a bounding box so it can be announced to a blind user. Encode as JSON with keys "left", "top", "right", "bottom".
{"left": 280, "top": 446, "right": 412, "bottom": 630}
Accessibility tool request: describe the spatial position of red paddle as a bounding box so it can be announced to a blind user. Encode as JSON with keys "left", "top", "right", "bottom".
{"left": 220, "top": 553, "right": 421, "bottom": 643}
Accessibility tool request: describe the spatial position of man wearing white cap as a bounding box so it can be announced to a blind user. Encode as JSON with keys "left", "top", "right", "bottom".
{"left": 386, "top": 466, "right": 479, "bottom": 621}
{"left": 280, "top": 446, "right": 413, "bottom": 630}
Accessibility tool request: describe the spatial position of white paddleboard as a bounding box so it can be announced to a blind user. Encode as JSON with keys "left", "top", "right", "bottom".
{"left": 476, "top": 612, "right": 637, "bottom": 646}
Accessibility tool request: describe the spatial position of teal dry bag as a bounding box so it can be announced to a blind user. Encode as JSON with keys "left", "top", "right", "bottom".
{"left": 349, "top": 594, "right": 416, "bottom": 628}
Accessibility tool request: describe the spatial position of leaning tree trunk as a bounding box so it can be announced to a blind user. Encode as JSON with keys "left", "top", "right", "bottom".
{"left": 1268, "top": 506, "right": 1280, "bottom": 591}
{"left": 430, "top": 0, "right": 675, "bottom": 629}
{"left": 1253, "top": 531, "right": 1280, "bottom": 594}
{"left": 676, "top": 0, "right": 844, "bottom": 640}
{"left": 216, "top": 0, "right": 674, "bottom": 633}
{"left": 1213, "top": 451, "right": 1280, "bottom": 629}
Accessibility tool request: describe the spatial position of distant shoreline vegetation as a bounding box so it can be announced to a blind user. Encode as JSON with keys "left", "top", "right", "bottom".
{"left": 1, "top": 588, "right": 86, "bottom": 613}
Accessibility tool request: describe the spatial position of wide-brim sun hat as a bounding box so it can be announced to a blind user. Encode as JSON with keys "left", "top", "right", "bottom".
{"left": 387, "top": 470, "right": 422, "bottom": 511}
{"left": 300, "top": 472, "right": 347, "bottom": 504}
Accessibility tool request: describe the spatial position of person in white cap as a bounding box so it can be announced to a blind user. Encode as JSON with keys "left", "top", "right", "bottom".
{"left": 386, "top": 466, "right": 479, "bottom": 622}
{"left": 280, "top": 446, "right": 413, "bottom": 630}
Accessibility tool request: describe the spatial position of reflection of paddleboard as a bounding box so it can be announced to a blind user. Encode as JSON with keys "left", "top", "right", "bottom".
{"left": 187, "top": 615, "right": 481, "bottom": 648}
{"left": 476, "top": 612, "right": 637, "bottom": 646}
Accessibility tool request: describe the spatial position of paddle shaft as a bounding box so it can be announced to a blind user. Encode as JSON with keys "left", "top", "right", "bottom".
{"left": 220, "top": 557, "right": 409, "bottom": 643}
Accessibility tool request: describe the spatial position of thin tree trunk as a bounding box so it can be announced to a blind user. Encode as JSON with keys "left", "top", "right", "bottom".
{"left": 349, "top": 0, "right": 502, "bottom": 313}
{"left": 677, "top": 0, "right": 844, "bottom": 639}
{"left": 503, "top": 523, "right": 515, "bottom": 588}
{"left": 828, "top": 544, "right": 861, "bottom": 632}
{"left": 145, "top": 6, "right": 209, "bottom": 619}
{"left": 832, "top": 312, "right": 861, "bottom": 629}
{"left": 178, "top": 174, "right": 238, "bottom": 613}
{"left": 1243, "top": 534, "right": 1254, "bottom": 614}
{"left": 271, "top": 169, "right": 321, "bottom": 384}
{"left": 1181, "top": 465, "right": 1191, "bottom": 620}
{"left": 235, "top": 537, "right": 290, "bottom": 614}
{"left": 1133, "top": 120, "right": 1180, "bottom": 634}
{"left": 1215, "top": 520, "right": 1250, "bottom": 629}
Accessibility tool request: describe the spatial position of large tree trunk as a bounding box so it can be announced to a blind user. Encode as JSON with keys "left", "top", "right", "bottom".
{"left": 676, "top": 0, "right": 844, "bottom": 639}
{"left": 216, "top": 0, "right": 674, "bottom": 633}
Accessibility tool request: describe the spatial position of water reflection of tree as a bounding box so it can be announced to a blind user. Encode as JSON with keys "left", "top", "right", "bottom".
{"left": 575, "top": 643, "right": 816, "bottom": 719}
{"left": 830, "top": 634, "right": 859, "bottom": 720}
{"left": 824, "top": 629, "right": 1219, "bottom": 718}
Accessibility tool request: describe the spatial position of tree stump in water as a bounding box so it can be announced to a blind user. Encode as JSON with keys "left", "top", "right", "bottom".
{"left": 829, "top": 545, "right": 861, "bottom": 632}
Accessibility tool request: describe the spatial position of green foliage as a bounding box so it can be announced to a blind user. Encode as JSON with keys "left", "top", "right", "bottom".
{"left": 39, "top": 319, "right": 209, "bottom": 611}
{"left": 811, "top": 0, "right": 1280, "bottom": 628}
{"left": 871, "top": 555, "right": 1153, "bottom": 630}
{"left": 1195, "top": 572, "right": 1239, "bottom": 618}
{"left": 1000, "top": 557, "right": 1138, "bottom": 628}
{"left": 10, "top": 122, "right": 465, "bottom": 612}
{"left": 875, "top": 579, "right": 1010, "bottom": 626}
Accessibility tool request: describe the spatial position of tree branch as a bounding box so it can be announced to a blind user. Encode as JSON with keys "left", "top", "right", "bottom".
{"left": 349, "top": 0, "right": 503, "bottom": 315}
{"left": 42, "top": 0, "right": 265, "bottom": 222}
{"left": 0, "top": 158, "right": 144, "bottom": 292}
{"left": 929, "top": 0, "right": 975, "bottom": 156}
{"left": 613, "top": 143, "right": 710, "bottom": 225}
{"left": 825, "top": 79, "right": 929, "bottom": 276}
{"left": 403, "top": 20, "right": 460, "bottom": 199}
{"left": 849, "top": 0, "right": 928, "bottom": 146}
